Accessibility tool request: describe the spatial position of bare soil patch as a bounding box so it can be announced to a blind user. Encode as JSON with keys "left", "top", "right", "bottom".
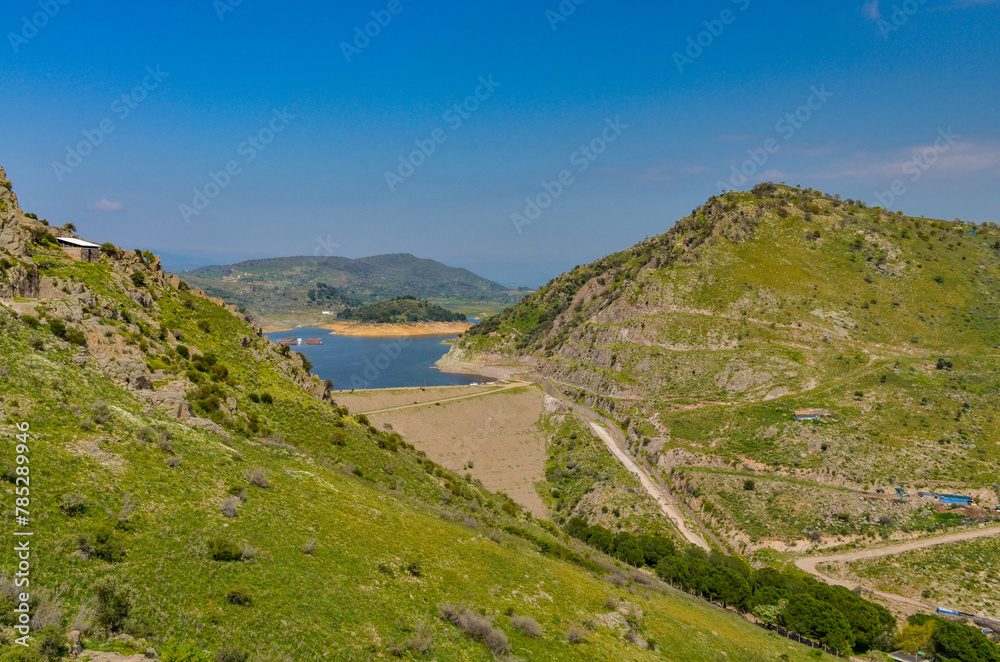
{"left": 365, "top": 385, "right": 549, "bottom": 517}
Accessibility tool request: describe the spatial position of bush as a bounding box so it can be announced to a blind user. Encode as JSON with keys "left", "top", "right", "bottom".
{"left": 226, "top": 588, "right": 252, "bottom": 606}
{"left": 92, "top": 576, "right": 136, "bottom": 633}
{"left": 77, "top": 525, "right": 125, "bottom": 562}
{"left": 197, "top": 320, "right": 211, "bottom": 333}
{"left": 208, "top": 536, "right": 243, "bottom": 562}
{"left": 438, "top": 604, "right": 510, "bottom": 656}
{"left": 406, "top": 561, "right": 423, "bottom": 577}
{"left": 302, "top": 539, "right": 317, "bottom": 555}
{"left": 511, "top": 614, "right": 542, "bottom": 637}
{"left": 60, "top": 493, "right": 87, "bottom": 516}
{"left": 158, "top": 641, "right": 212, "bottom": 662}
{"left": 244, "top": 467, "right": 270, "bottom": 488}
{"left": 214, "top": 649, "right": 249, "bottom": 662}
{"left": 100, "top": 242, "right": 118, "bottom": 256}
{"left": 260, "top": 392, "right": 274, "bottom": 405}
{"left": 220, "top": 497, "right": 239, "bottom": 518}
{"left": 37, "top": 626, "right": 68, "bottom": 661}
{"left": 176, "top": 345, "right": 190, "bottom": 360}
{"left": 566, "top": 626, "right": 587, "bottom": 644}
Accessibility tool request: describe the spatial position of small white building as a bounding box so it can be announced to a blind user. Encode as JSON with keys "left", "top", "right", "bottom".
{"left": 56, "top": 237, "right": 101, "bottom": 263}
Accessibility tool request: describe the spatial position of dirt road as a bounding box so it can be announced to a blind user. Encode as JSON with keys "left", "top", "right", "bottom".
{"left": 795, "top": 525, "right": 1000, "bottom": 609}
{"left": 357, "top": 381, "right": 531, "bottom": 415}
{"left": 585, "top": 419, "right": 710, "bottom": 551}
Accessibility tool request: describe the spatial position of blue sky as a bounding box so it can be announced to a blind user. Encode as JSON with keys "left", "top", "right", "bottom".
{"left": 2, "top": 0, "right": 999, "bottom": 287}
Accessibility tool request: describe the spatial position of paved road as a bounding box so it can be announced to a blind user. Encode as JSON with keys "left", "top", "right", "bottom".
{"left": 585, "top": 419, "right": 711, "bottom": 551}
{"left": 796, "top": 525, "right": 1000, "bottom": 609}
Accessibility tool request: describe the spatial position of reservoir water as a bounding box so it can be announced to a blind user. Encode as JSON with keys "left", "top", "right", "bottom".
{"left": 264, "top": 328, "right": 485, "bottom": 391}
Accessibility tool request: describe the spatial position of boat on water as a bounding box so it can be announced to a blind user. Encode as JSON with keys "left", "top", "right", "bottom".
{"left": 305, "top": 338, "right": 324, "bottom": 345}
{"left": 279, "top": 338, "right": 304, "bottom": 345}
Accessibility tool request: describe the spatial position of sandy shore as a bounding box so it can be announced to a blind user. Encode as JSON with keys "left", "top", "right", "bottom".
{"left": 320, "top": 320, "right": 473, "bottom": 337}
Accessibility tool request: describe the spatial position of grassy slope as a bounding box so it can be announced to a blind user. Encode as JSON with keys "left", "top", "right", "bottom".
{"left": 455, "top": 185, "right": 1000, "bottom": 544}
{"left": 0, "top": 249, "right": 832, "bottom": 661}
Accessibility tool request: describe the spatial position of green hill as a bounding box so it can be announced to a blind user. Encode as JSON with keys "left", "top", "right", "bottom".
{"left": 178, "top": 254, "right": 524, "bottom": 327}
{"left": 453, "top": 183, "right": 1000, "bottom": 549}
{"left": 0, "top": 168, "right": 847, "bottom": 661}
{"left": 338, "top": 296, "right": 468, "bottom": 324}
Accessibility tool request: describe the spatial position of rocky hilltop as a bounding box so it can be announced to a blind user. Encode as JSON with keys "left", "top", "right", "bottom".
{"left": 453, "top": 183, "right": 1000, "bottom": 551}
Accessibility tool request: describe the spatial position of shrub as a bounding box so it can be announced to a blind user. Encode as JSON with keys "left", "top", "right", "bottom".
{"left": 77, "top": 525, "right": 125, "bottom": 562}
{"left": 244, "top": 467, "right": 270, "bottom": 488}
{"left": 166, "top": 456, "right": 181, "bottom": 468}
{"left": 176, "top": 345, "right": 190, "bottom": 360}
{"left": 100, "top": 242, "right": 118, "bottom": 256}
{"left": 92, "top": 576, "right": 136, "bottom": 633}
{"left": 260, "top": 392, "right": 274, "bottom": 405}
{"left": 37, "top": 626, "right": 68, "bottom": 660}
{"left": 220, "top": 497, "right": 239, "bottom": 518}
{"left": 197, "top": 319, "right": 211, "bottom": 333}
{"left": 91, "top": 402, "right": 113, "bottom": 425}
{"left": 158, "top": 642, "right": 212, "bottom": 662}
{"left": 226, "top": 588, "right": 252, "bottom": 606}
{"left": 130, "top": 272, "right": 146, "bottom": 288}
{"left": 511, "top": 615, "right": 542, "bottom": 637}
{"left": 214, "top": 649, "right": 249, "bottom": 662}
{"left": 566, "top": 626, "right": 587, "bottom": 644}
{"left": 65, "top": 328, "right": 87, "bottom": 346}
{"left": 743, "top": 479, "right": 756, "bottom": 491}
{"left": 60, "top": 493, "right": 87, "bottom": 516}
{"left": 302, "top": 539, "right": 317, "bottom": 555}
{"left": 47, "top": 319, "right": 67, "bottom": 338}
{"left": 208, "top": 536, "right": 243, "bottom": 562}
{"left": 406, "top": 561, "right": 423, "bottom": 577}
{"left": 438, "top": 604, "right": 509, "bottom": 656}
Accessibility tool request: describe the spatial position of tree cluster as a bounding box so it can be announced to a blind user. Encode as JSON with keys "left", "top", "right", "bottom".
{"left": 565, "top": 518, "right": 895, "bottom": 655}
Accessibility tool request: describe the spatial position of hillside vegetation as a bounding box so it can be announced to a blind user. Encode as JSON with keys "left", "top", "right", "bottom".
{"left": 338, "top": 296, "right": 468, "bottom": 324}
{"left": 179, "top": 254, "right": 523, "bottom": 327}
{"left": 453, "top": 183, "right": 1000, "bottom": 552}
{"left": 0, "top": 167, "right": 843, "bottom": 661}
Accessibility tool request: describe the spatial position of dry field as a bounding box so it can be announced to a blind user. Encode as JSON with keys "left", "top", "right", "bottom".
{"left": 360, "top": 383, "right": 550, "bottom": 517}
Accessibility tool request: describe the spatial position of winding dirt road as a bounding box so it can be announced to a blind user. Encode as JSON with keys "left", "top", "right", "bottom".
{"left": 585, "top": 419, "right": 711, "bottom": 551}
{"left": 795, "top": 525, "right": 1000, "bottom": 609}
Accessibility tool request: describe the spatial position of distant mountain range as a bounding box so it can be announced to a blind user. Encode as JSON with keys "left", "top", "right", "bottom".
{"left": 177, "top": 253, "right": 527, "bottom": 326}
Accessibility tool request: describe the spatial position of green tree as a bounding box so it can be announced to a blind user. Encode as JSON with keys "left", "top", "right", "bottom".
{"left": 781, "top": 594, "right": 854, "bottom": 654}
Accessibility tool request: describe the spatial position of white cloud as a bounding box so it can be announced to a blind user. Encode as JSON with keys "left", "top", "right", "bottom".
{"left": 862, "top": 0, "right": 881, "bottom": 20}
{"left": 811, "top": 139, "right": 1000, "bottom": 181}
{"left": 89, "top": 198, "right": 123, "bottom": 212}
